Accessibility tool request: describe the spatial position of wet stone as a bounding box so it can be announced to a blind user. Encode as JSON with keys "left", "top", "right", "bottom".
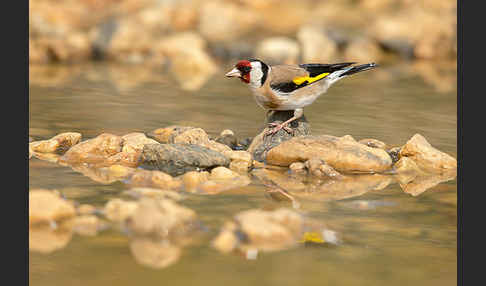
{"left": 359, "top": 138, "right": 387, "bottom": 150}
{"left": 30, "top": 132, "right": 82, "bottom": 154}
{"left": 140, "top": 143, "right": 230, "bottom": 176}
{"left": 399, "top": 134, "right": 457, "bottom": 173}
{"left": 59, "top": 133, "right": 123, "bottom": 165}
{"left": 266, "top": 134, "right": 393, "bottom": 173}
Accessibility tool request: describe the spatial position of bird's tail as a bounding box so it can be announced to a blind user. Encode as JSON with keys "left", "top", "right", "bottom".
{"left": 325, "top": 63, "right": 378, "bottom": 86}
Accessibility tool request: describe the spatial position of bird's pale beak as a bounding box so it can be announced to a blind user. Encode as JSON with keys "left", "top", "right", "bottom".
{"left": 225, "top": 68, "right": 241, "bottom": 78}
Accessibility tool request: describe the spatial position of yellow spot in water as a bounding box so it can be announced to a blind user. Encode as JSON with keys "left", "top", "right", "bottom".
{"left": 293, "top": 73, "right": 329, "bottom": 85}
{"left": 299, "top": 232, "right": 325, "bottom": 244}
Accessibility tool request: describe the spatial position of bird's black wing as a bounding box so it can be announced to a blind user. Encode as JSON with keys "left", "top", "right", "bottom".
{"left": 299, "top": 62, "right": 356, "bottom": 77}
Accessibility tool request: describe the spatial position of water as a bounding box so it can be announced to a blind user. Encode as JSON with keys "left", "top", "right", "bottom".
{"left": 29, "top": 60, "right": 457, "bottom": 286}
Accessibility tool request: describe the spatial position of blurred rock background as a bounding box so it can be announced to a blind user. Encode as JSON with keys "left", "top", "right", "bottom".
{"left": 29, "top": 0, "right": 457, "bottom": 91}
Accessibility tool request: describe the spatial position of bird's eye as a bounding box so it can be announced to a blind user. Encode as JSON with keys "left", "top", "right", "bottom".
{"left": 239, "top": 66, "right": 251, "bottom": 73}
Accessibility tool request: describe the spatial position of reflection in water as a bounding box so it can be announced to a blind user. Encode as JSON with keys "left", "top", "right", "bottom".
{"left": 398, "top": 170, "right": 457, "bottom": 196}
{"left": 129, "top": 237, "right": 181, "bottom": 269}
{"left": 29, "top": 224, "right": 73, "bottom": 254}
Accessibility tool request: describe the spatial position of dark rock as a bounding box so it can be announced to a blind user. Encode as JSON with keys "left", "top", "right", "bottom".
{"left": 247, "top": 110, "right": 311, "bottom": 162}
{"left": 215, "top": 134, "right": 239, "bottom": 150}
{"left": 387, "top": 147, "right": 401, "bottom": 164}
{"left": 140, "top": 143, "right": 230, "bottom": 176}
{"left": 238, "top": 137, "right": 253, "bottom": 151}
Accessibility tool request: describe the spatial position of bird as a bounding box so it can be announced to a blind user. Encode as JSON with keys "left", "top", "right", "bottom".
{"left": 225, "top": 58, "right": 377, "bottom": 136}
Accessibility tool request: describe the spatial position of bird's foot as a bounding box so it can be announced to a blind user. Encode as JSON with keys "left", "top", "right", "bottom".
{"left": 264, "top": 122, "right": 294, "bottom": 137}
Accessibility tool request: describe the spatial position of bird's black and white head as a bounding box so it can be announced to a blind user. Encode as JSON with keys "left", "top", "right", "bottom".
{"left": 225, "top": 59, "right": 269, "bottom": 88}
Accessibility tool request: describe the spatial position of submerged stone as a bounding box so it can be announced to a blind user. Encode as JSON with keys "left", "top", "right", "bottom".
{"left": 212, "top": 208, "right": 330, "bottom": 253}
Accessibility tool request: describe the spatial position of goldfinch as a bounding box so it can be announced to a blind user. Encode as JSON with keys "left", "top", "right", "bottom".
{"left": 225, "top": 59, "right": 377, "bottom": 135}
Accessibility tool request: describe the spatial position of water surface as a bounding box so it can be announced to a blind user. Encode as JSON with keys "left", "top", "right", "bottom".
{"left": 29, "top": 61, "right": 457, "bottom": 286}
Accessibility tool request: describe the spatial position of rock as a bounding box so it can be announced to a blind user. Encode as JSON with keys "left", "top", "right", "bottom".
{"left": 248, "top": 110, "right": 311, "bottom": 162}
{"left": 238, "top": 137, "right": 253, "bottom": 150}
{"left": 127, "top": 169, "right": 182, "bottom": 190}
{"left": 369, "top": 7, "right": 456, "bottom": 60}
{"left": 344, "top": 37, "right": 383, "bottom": 63}
{"left": 256, "top": 0, "right": 309, "bottom": 34}
{"left": 150, "top": 126, "right": 208, "bottom": 144}
{"left": 305, "top": 158, "right": 326, "bottom": 177}
{"left": 289, "top": 162, "right": 306, "bottom": 173}
{"left": 149, "top": 126, "right": 231, "bottom": 153}
{"left": 319, "top": 164, "right": 344, "bottom": 179}
{"left": 126, "top": 198, "right": 198, "bottom": 239}
{"left": 220, "top": 129, "right": 234, "bottom": 137}
{"left": 121, "top": 132, "right": 159, "bottom": 154}
{"left": 129, "top": 237, "right": 181, "bottom": 269}
{"left": 154, "top": 32, "right": 207, "bottom": 57}
{"left": 255, "top": 37, "right": 300, "bottom": 65}
{"left": 399, "top": 134, "right": 457, "bottom": 173}
{"left": 77, "top": 204, "right": 97, "bottom": 215}
{"left": 222, "top": 150, "right": 252, "bottom": 162}
{"left": 304, "top": 158, "right": 344, "bottom": 179}
{"left": 29, "top": 225, "right": 73, "bottom": 254}
{"left": 229, "top": 160, "right": 252, "bottom": 173}
{"left": 215, "top": 133, "right": 239, "bottom": 150}
{"left": 29, "top": 132, "right": 82, "bottom": 154}
{"left": 124, "top": 187, "right": 183, "bottom": 201}
{"left": 140, "top": 143, "right": 230, "bottom": 176}
{"left": 182, "top": 171, "right": 210, "bottom": 193}
{"left": 213, "top": 208, "right": 325, "bottom": 253}
{"left": 266, "top": 135, "right": 393, "bottom": 173}
{"left": 359, "top": 138, "right": 388, "bottom": 150}
{"left": 72, "top": 215, "right": 106, "bottom": 236}
{"left": 297, "top": 26, "right": 338, "bottom": 63}
{"left": 101, "top": 151, "right": 142, "bottom": 168}
{"left": 59, "top": 133, "right": 122, "bottom": 164}
{"left": 198, "top": 0, "right": 258, "bottom": 43}
{"left": 393, "top": 157, "right": 423, "bottom": 174}
{"left": 29, "top": 190, "right": 76, "bottom": 226}
{"left": 388, "top": 146, "right": 401, "bottom": 164}
{"left": 223, "top": 150, "right": 253, "bottom": 173}
{"left": 103, "top": 199, "right": 139, "bottom": 223}
{"left": 169, "top": 47, "right": 218, "bottom": 91}
{"left": 210, "top": 167, "right": 239, "bottom": 181}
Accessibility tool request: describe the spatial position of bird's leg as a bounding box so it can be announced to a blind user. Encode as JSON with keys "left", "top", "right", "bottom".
{"left": 265, "top": 108, "right": 303, "bottom": 136}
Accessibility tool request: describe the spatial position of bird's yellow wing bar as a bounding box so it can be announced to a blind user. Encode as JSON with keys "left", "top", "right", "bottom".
{"left": 292, "top": 72, "right": 330, "bottom": 85}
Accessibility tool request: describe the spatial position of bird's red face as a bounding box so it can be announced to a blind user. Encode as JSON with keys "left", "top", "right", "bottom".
{"left": 225, "top": 60, "right": 252, "bottom": 84}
